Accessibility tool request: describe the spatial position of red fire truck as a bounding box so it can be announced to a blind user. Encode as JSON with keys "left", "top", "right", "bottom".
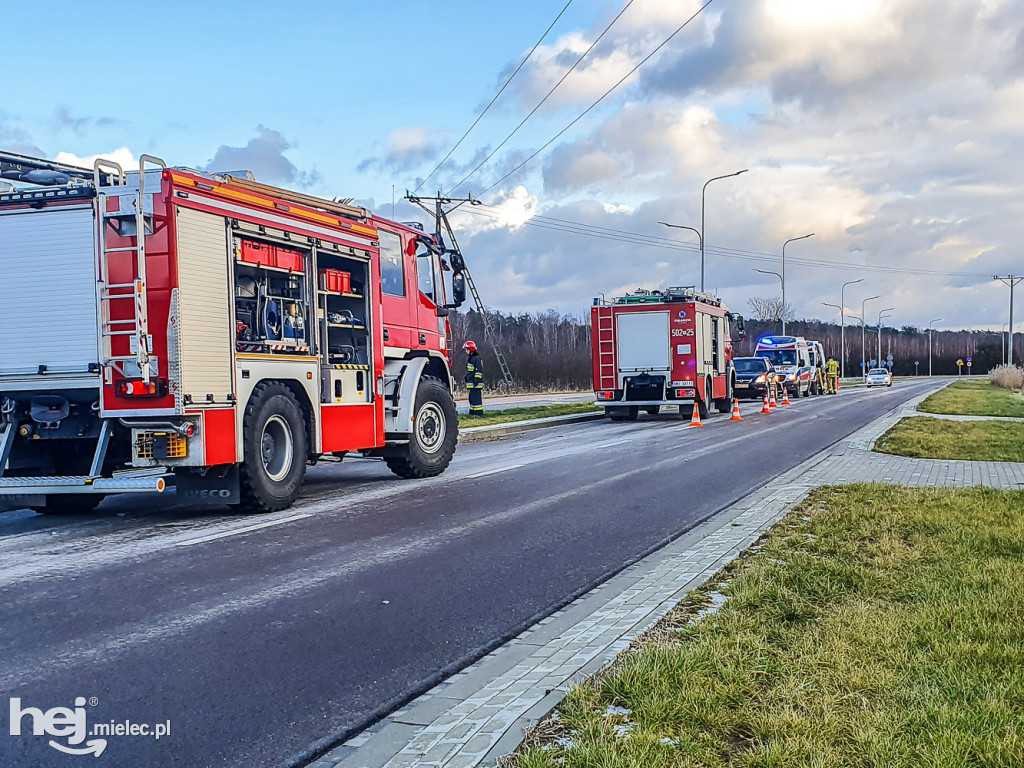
{"left": 591, "top": 287, "right": 745, "bottom": 421}
{"left": 0, "top": 152, "right": 466, "bottom": 514}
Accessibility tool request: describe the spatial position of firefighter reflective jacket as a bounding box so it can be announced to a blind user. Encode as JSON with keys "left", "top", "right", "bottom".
{"left": 465, "top": 352, "right": 484, "bottom": 388}
{"left": 825, "top": 359, "right": 840, "bottom": 376}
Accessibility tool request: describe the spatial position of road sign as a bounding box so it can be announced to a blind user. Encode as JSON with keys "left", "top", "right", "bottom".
{"left": 887, "top": 353, "right": 893, "bottom": 363}
{"left": 957, "top": 359, "right": 964, "bottom": 366}
{"left": 967, "top": 356, "right": 972, "bottom": 363}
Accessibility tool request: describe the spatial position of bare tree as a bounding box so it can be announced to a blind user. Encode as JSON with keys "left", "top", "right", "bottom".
{"left": 747, "top": 296, "right": 795, "bottom": 322}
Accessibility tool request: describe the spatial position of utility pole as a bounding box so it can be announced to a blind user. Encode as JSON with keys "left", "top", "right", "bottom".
{"left": 928, "top": 317, "right": 943, "bottom": 376}
{"left": 993, "top": 275, "right": 1023, "bottom": 365}
{"left": 406, "top": 191, "right": 517, "bottom": 392}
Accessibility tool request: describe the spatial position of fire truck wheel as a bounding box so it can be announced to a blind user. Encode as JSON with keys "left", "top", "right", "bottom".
{"left": 238, "top": 382, "right": 307, "bottom": 514}
{"left": 385, "top": 376, "right": 457, "bottom": 479}
{"left": 32, "top": 495, "right": 104, "bottom": 515}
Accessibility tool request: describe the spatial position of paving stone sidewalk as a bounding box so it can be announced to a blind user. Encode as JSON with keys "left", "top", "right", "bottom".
{"left": 310, "top": 385, "right": 1024, "bottom": 768}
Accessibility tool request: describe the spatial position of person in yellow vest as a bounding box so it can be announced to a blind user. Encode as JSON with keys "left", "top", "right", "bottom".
{"left": 825, "top": 356, "right": 840, "bottom": 394}
{"left": 464, "top": 340, "right": 485, "bottom": 415}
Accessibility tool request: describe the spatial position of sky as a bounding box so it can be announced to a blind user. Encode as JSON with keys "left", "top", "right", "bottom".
{"left": 3, "top": 0, "right": 1023, "bottom": 332}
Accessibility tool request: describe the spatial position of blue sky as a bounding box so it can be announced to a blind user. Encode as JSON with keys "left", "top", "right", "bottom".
{"left": 5, "top": 1, "right": 1024, "bottom": 332}
{"left": 1, "top": 0, "right": 610, "bottom": 202}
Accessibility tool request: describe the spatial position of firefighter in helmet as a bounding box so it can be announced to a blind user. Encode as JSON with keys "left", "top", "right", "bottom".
{"left": 464, "top": 340, "right": 485, "bottom": 416}
{"left": 825, "top": 355, "right": 841, "bottom": 394}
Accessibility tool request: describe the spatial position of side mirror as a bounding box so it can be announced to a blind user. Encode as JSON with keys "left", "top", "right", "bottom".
{"left": 452, "top": 272, "right": 466, "bottom": 306}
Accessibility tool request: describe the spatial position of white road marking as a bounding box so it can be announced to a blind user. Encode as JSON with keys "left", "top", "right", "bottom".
{"left": 174, "top": 513, "right": 314, "bottom": 547}
{"left": 464, "top": 464, "right": 525, "bottom": 479}
{"left": 595, "top": 438, "right": 632, "bottom": 448}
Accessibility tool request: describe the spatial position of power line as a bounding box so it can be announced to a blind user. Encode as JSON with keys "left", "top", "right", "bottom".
{"left": 479, "top": 0, "right": 716, "bottom": 196}
{"left": 447, "top": 0, "right": 637, "bottom": 196}
{"left": 462, "top": 206, "right": 992, "bottom": 278}
{"left": 412, "top": 0, "right": 574, "bottom": 194}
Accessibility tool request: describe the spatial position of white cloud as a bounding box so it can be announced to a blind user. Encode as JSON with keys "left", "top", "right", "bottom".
{"left": 54, "top": 147, "right": 139, "bottom": 172}
{"left": 435, "top": 0, "right": 1024, "bottom": 330}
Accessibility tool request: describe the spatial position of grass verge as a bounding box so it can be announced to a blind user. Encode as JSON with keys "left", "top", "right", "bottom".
{"left": 875, "top": 416, "right": 1024, "bottom": 462}
{"left": 459, "top": 402, "right": 600, "bottom": 428}
{"left": 918, "top": 380, "right": 1024, "bottom": 417}
{"left": 510, "top": 484, "right": 1024, "bottom": 768}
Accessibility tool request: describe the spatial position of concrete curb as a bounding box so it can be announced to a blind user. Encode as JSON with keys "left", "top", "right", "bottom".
{"left": 458, "top": 412, "right": 605, "bottom": 442}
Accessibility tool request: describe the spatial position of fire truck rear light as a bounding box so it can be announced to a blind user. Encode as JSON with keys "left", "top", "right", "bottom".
{"left": 116, "top": 378, "right": 168, "bottom": 398}
{"left": 597, "top": 391, "right": 614, "bottom": 400}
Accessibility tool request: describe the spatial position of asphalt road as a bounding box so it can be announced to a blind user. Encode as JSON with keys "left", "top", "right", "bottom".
{"left": 0, "top": 380, "right": 939, "bottom": 767}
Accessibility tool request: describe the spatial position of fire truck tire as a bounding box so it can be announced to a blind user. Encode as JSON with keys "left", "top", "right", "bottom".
{"left": 698, "top": 378, "right": 712, "bottom": 419}
{"left": 385, "top": 376, "right": 457, "bottom": 479}
{"left": 238, "top": 382, "right": 307, "bottom": 514}
{"left": 33, "top": 495, "right": 104, "bottom": 515}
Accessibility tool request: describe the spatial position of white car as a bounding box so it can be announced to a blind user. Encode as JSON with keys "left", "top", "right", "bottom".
{"left": 866, "top": 368, "right": 893, "bottom": 388}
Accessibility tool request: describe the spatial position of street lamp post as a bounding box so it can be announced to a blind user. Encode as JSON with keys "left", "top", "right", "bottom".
{"left": 700, "top": 169, "right": 748, "bottom": 292}
{"left": 860, "top": 295, "right": 880, "bottom": 380}
{"left": 839, "top": 278, "right": 864, "bottom": 380}
{"left": 877, "top": 307, "right": 895, "bottom": 368}
{"left": 658, "top": 222, "right": 701, "bottom": 282}
{"left": 780, "top": 233, "right": 814, "bottom": 335}
{"left": 928, "top": 317, "right": 943, "bottom": 376}
{"left": 754, "top": 268, "right": 783, "bottom": 332}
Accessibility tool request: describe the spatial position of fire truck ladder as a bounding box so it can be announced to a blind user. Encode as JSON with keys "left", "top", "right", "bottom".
{"left": 595, "top": 303, "right": 615, "bottom": 387}
{"left": 95, "top": 155, "right": 166, "bottom": 384}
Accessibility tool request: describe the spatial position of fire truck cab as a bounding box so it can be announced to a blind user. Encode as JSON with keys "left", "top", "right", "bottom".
{"left": 591, "top": 287, "right": 744, "bottom": 421}
{"left": 0, "top": 152, "right": 465, "bottom": 514}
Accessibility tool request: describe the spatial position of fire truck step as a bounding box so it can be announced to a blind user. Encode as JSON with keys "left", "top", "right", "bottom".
{"left": 0, "top": 471, "right": 169, "bottom": 495}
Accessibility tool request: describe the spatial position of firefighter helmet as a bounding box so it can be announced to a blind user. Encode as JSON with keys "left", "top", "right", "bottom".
{"left": 463, "top": 340, "right": 478, "bottom": 353}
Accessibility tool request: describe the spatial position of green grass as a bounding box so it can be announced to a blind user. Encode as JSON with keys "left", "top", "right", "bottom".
{"left": 458, "top": 402, "right": 600, "bottom": 428}
{"left": 514, "top": 484, "right": 1024, "bottom": 768}
{"left": 918, "top": 380, "right": 1024, "bottom": 417}
{"left": 875, "top": 416, "right": 1024, "bottom": 462}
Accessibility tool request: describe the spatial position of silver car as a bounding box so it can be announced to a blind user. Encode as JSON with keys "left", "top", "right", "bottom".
{"left": 866, "top": 368, "right": 892, "bottom": 388}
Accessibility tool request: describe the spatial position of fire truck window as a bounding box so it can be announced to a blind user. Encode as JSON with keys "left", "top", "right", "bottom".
{"left": 380, "top": 231, "right": 404, "bottom": 296}
{"left": 417, "top": 254, "right": 435, "bottom": 303}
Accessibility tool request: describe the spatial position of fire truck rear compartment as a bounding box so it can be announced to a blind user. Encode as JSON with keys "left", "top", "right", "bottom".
{"left": 0, "top": 204, "right": 101, "bottom": 382}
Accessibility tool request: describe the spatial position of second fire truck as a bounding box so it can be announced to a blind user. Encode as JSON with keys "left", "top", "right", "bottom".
{"left": 0, "top": 152, "right": 467, "bottom": 514}
{"left": 591, "top": 287, "right": 745, "bottom": 421}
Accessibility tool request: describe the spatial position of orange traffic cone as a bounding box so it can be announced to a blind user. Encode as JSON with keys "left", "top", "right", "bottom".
{"left": 730, "top": 399, "right": 744, "bottom": 421}
{"left": 760, "top": 393, "right": 772, "bottom": 414}
{"left": 769, "top": 389, "right": 779, "bottom": 409}
{"left": 781, "top": 388, "right": 792, "bottom": 406}
{"left": 689, "top": 401, "right": 704, "bottom": 427}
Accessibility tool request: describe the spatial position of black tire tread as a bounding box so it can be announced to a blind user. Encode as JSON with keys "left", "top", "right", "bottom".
{"left": 385, "top": 375, "right": 457, "bottom": 479}
{"left": 238, "top": 381, "right": 306, "bottom": 514}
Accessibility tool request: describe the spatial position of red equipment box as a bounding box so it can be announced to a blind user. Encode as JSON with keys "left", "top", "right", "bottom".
{"left": 237, "top": 240, "right": 304, "bottom": 272}
{"left": 238, "top": 239, "right": 274, "bottom": 268}
{"left": 275, "top": 245, "right": 304, "bottom": 272}
{"left": 319, "top": 269, "right": 352, "bottom": 294}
